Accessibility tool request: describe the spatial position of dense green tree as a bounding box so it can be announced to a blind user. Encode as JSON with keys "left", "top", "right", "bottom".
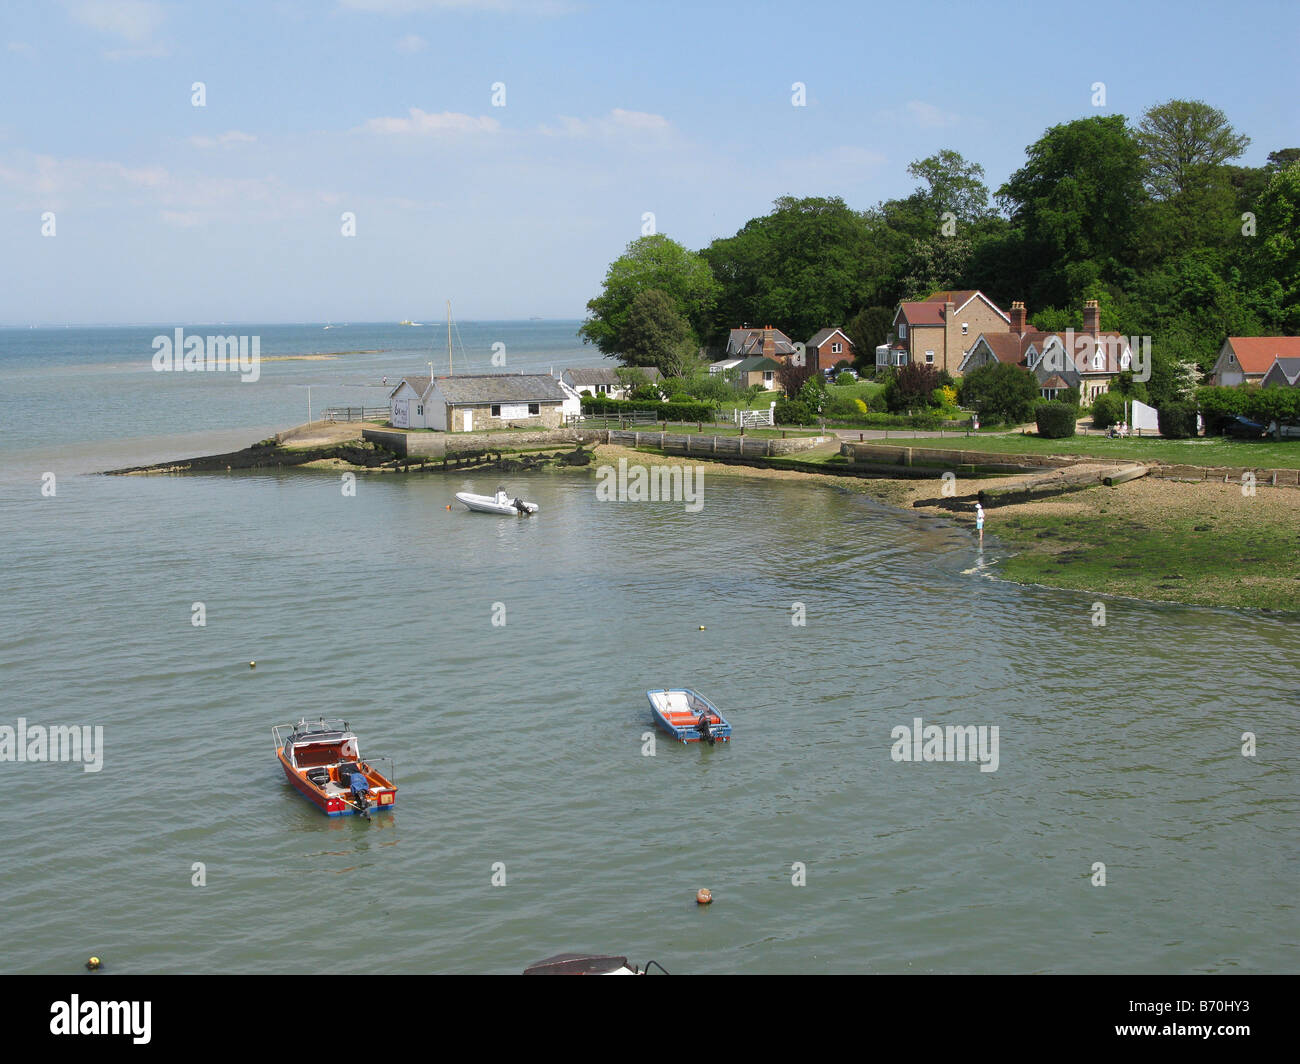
{"left": 1136, "top": 100, "right": 1250, "bottom": 201}
{"left": 998, "top": 116, "right": 1147, "bottom": 309}
{"left": 1242, "top": 163, "right": 1300, "bottom": 331}
{"left": 906, "top": 149, "right": 992, "bottom": 226}
{"left": 957, "top": 362, "right": 1039, "bottom": 425}
{"left": 579, "top": 235, "right": 720, "bottom": 357}
{"left": 701, "top": 196, "right": 884, "bottom": 343}
{"left": 845, "top": 305, "right": 895, "bottom": 370}
{"left": 617, "top": 289, "right": 692, "bottom": 374}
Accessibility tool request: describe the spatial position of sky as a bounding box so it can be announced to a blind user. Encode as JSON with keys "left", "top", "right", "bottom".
{"left": 1, "top": 0, "right": 1296, "bottom": 324}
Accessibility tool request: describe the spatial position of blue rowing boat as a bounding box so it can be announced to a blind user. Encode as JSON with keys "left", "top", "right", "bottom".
{"left": 646, "top": 689, "right": 731, "bottom": 744}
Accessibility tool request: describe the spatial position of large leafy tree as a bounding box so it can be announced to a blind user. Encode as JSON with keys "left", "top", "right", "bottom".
{"left": 998, "top": 116, "right": 1147, "bottom": 310}
{"left": 579, "top": 234, "right": 720, "bottom": 357}
{"left": 906, "top": 149, "right": 992, "bottom": 226}
{"left": 701, "top": 196, "right": 883, "bottom": 343}
{"left": 1243, "top": 162, "right": 1300, "bottom": 331}
{"left": 618, "top": 288, "right": 692, "bottom": 373}
{"left": 1136, "top": 100, "right": 1250, "bottom": 201}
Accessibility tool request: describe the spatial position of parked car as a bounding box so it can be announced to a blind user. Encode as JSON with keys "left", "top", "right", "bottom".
{"left": 1224, "top": 415, "right": 1266, "bottom": 438}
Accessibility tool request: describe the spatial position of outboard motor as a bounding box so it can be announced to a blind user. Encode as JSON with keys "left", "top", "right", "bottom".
{"left": 513, "top": 497, "right": 528, "bottom": 514}
{"left": 696, "top": 711, "right": 715, "bottom": 746}
{"left": 349, "top": 771, "right": 372, "bottom": 819}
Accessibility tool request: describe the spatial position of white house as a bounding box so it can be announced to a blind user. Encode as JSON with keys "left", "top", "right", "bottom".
{"left": 387, "top": 376, "right": 433, "bottom": 429}
{"left": 562, "top": 366, "right": 660, "bottom": 399}
{"left": 389, "top": 373, "right": 568, "bottom": 432}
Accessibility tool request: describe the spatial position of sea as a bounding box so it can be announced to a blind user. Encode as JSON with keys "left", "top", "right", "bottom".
{"left": 0, "top": 321, "right": 1296, "bottom": 973}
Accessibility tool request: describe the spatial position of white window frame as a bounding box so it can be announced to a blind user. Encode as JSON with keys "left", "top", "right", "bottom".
{"left": 831, "top": 341, "right": 842, "bottom": 354}
{"left": 925, "top": 350, "right": 935, "bottom": 365}
{"left": 961, "top": 322, "right": 968, "bottom": 335}
{"left": 898, "top": 323, "right": 907, "bottom": 339}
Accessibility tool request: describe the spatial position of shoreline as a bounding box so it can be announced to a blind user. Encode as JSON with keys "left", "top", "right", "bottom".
{"left": 101, "top": 425, "right": 1300, "bottom": 615}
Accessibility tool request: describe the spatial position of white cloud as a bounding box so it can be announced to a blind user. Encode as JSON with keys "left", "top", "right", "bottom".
{"left": 540, "top": 109, "right": 672, "bottom": 138}
{"left": 876, "top": 100, "right": 960, "bottom": 129}
{"left": 358, "top": 108, "right": 501, "bottom": 135}
{"left": 188, "top": 130, "right": 258, "bottom": 149}
{"left": 394, "top": 33, "right": 427, "bottom": 52}
{"left": 66, "top": 0, "right": 166, "bottom": 42}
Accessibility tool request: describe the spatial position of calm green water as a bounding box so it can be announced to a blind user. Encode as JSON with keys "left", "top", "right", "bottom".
{"left": 1, "top": 466, "right": 1296, "bottom": 974}
{"left": 1, "top": 325, "right": 1296, "bottom": 973}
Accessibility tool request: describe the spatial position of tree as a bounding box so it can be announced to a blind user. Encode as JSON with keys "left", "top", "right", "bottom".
{"left": 701, "top": 196, "right": 883, "bottom": 343}
{"left": 845, "top": 306, "right": 894, "bottom": 370}
{"left": 1243, "top": 162, "right": 1300, "bottom": 332}
{"left": 579, "top": 235, "right": 719, "bottom": 357}
{"left": 883, "top": 363, "right": 942, "bottom": 412}
{"left": 1136, "top": 100, "right": 1251, "bottom": 201}
{"left": 958, "top": 362, "right": 1039, "bottom": 425}
{"left": 906, "top": 149, "right": 992, "bottom": 225}
{"left": 618, "top": 289, "right": 691, "bottom": 374}
{"left": 998, "top": 116, "right": 1147, "bottom": 309}
{"left": 776, "top": 358, "right": 816, "bottom": 398}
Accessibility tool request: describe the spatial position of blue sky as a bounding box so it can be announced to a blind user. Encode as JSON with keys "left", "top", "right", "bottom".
{"left": 1, "top": 0, "right": 1296, "bottom": 324}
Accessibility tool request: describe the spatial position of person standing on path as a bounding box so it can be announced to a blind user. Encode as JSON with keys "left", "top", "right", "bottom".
{"left": 975, "top": 502, "right": 985, "bottom": 547}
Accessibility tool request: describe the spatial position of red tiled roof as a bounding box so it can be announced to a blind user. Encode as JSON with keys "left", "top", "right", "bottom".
{"left": 1226, "top": 337, "right": 1300, "bottom": 374}
{"left": 922, "top": 290, "right": 980, "bottom": 306}
{"left": 898, "top": 302, "right": 947, "bottom": 326}
{"left": 979, "top": 333, "right": 1027, "bottom": 366}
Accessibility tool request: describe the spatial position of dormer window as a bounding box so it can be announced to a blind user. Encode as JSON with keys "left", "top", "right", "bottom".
{"left": 1093, "top": 352, "right": 1104, "bottom": 370}
{"left": 1027, "top": 349, "right": 1039, "bottom": 369}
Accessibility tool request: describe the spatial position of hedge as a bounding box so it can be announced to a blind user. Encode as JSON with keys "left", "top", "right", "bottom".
{"left": 1158, "top": 401, "right": 1198, "bottom": 439}
{"left": 1035, "top": 401, "right": 1078, "bottom": 439}
{"left": 580, "top": 396, "right": 718, "bottom": 421}
{"left": 1090, "top": 391, "right": 1125, "bottom": 429}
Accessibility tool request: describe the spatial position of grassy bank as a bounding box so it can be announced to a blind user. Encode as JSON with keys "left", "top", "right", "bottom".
{"left": 983, "top": 480, "right": 1300, "bottom": 611}
{"left": 904, "top": 432, "right": 1300, "bottom": 469}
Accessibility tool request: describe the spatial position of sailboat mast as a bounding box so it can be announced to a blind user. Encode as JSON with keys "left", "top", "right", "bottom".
{"left": 447, "top": 300, "right": 453, "bottom": 375}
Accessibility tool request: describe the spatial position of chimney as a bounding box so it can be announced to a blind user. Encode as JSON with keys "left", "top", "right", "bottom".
{"left": 943, "top": 299, "right": 955, "bottom": 321}
{"left": 1009, "top": 301, "right": 1026, "bottom": 334}
{"left": 1083, "top": 299, "right": 1100, "bottom": 338}
{"left": 762, "top": 326, "right": 775, "bottom": 358}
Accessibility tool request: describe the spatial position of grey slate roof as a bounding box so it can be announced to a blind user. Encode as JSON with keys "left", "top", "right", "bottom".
{"left": 807, "top": 327, "right": 851, "bottom": 349}
{"left": 433, "top": 374, "right": 568, "bottom": 404}
{"left": 1263, "top": 356, "right": 1300, "bottom": 386}
{"left": 565, "top": 366, "right": 661, "bottom": 386}
{"left": 725, "top": 327, "right": 798, "bottom": 357}
{"left": 731, "top": 355, "right": 781, "bottom": 372}
{"left": 390, "top": 375, "right": 431, "bottom": 399}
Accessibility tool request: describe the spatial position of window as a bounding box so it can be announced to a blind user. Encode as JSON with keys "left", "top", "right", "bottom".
{"left": 1093, "top": 352, "right": 1104, "bottom": 370}
{"left": 763, "top": 371, "right": 773, "bottom": 383}
{"left": 831, "top": 341, "right": 842, "bottom": 354}
{"left": 925, "top": 350, "right": 935, "bottom": 365}
{"left": 416, "top": 404, "right": 423, "bottom": 415}
{"left": 528, "top": 403, "right": 539, "bottom": 416}
{"left": 894, "top": 351, "right": 906, "bottom": 366}
{"left": 961, "top": 323, "right": 968, "bottom": 335}
{"left": 898, "top": 323, "right": 907, "bottom": 339}
{"left": 490, "top": 404, "right": 501, "bottom": 417}
{"left": 596, "top": 384, "right": 608, "bottom": 394}
{"left": 1027, "top": 349, "right": 1039, "bottom": 369}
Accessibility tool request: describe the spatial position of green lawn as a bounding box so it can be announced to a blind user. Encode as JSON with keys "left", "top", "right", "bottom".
{"left": 904, "top": 432, "right": 1300, "bottom": 469}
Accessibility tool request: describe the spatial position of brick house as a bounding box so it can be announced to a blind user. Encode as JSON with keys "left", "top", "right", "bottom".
{"left": 877, "top": 290, "right": 1010, "bottom": 376}
{"left": 806, "top": 328, "right": 855, "bottom": 373}
{"left": 1211, "top": 337, "right": 1300, "bottom": 386}
{"left": 959, "top": 300, "right": 1134, "bottom": 403}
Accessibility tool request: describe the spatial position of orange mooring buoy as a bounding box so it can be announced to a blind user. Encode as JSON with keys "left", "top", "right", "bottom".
{"left": 696, "top": 888, "right": 712, "bottom": 905}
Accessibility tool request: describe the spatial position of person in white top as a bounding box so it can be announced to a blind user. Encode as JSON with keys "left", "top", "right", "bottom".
{"left": 974, "top": 502, "right": 985, "bottom": 546}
